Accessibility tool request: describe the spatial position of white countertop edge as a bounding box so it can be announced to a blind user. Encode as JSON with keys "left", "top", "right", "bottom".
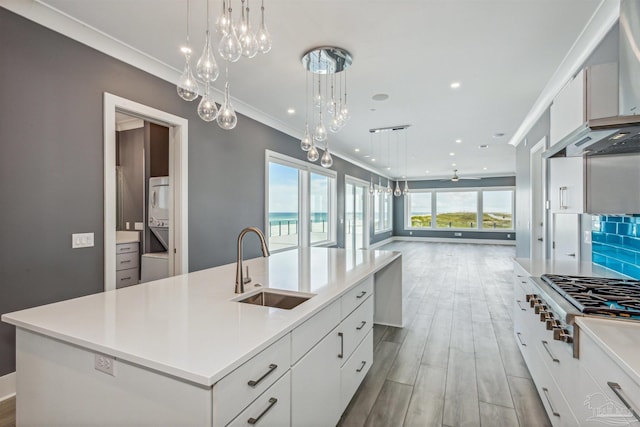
{"left": 3, "top": 250, "right": 401, "bottom": 387}
{"left": 575, "top": 317, "right": 640, "bottom": 383}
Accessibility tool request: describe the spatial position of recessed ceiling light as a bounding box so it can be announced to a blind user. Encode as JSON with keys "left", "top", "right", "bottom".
{"left": 386, "top": 167, "right": 391, "bottom": 170}
{"left": 493, "top": 132, "right": 505, "bottom": 138}
{"left": 483, "top": 167, "right": 488, "bottom": 170}
{"left": 354, "top": 148, "right": 360, "bottom": 152}
{"left": 287, "top": 108, "right": 295, "bottom": 114}
{"left": 455, "top": 139, "right": 462, "bottom": 143}
{"left": 372, "top": 93, "right": 389, "bottom": 101}
{"left": 479, "top": 144, "right": 489, "bottom": 149}
{"left": 425, "top": 170, "right": 430, "bottom": 174}
{"left": 450, "top": 82, "right": 461, "bottom": 89}
{"left": 449, "top": 152, "right": 455, "bottom": 156}
{"left": 364, "top": 154, "right": 370, "bottom": 158}
{"left": 452, "top": 163, "right": 457, "bottom": 167}
{"left": 372, "top": 158, "right": 376, "bottom": 162}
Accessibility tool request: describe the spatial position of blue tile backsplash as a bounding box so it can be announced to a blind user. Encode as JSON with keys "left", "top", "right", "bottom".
{"left": 592, "top": 216, "right": 640, "bottom": 279}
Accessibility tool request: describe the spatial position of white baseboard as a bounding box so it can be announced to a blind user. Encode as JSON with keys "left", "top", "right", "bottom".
{"left": 392, "top": 236, "right": 516, "bottom": 245}
{"left": 0, "top": 372, "right": 16, "bottom": 401}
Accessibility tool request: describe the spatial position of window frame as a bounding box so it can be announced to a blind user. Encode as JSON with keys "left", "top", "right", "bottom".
{"left": 403, "top": 186, "right": 515, "bottom": 232}
{"left": 265, "top": 150, "right": 337, "bottom": 252}
{"left": 373, "top": 184, "right": 393, "bottom": 234}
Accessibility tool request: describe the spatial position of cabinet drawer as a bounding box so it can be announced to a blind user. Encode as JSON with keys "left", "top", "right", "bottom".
{"left": 291, "top": 299, "right": 340, "bottom": 363}
{"left": 116, "top": 251, "right": 139, "bottom": 271}
{"left": 340, "top": 328, "right": 373, "bottom": 413}
{"left": 213, "top": 334, "right": 291, "bottom": 427}
{"left": 116, "top": 242, "right": 138, "bottom": 254}
{"left": 116, "top": 268, "right": 139, "bottom": 288}
{"left": 581, "top": 332, "right": 640, "bottom": 425}
{"left": 227, "top": 371, "right": 291, "bottom": 427}
{"left": 342, "top": 275, "right": 374, "bottom": 318}
{"left": 339, "top": 295, "right": 373, "bottom": 365}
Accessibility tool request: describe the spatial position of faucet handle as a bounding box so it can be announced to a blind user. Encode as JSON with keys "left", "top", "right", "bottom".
{"left": 243, "top": 265, "right": 252, "bottom": 284}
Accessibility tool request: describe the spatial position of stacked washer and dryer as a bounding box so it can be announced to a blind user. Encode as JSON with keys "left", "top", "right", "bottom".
{"left": 141, "top": 176, "right": 170, "bottom": 282}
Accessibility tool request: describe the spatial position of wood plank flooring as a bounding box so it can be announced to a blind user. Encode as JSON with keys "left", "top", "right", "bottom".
{"left": 338, "top": 241, "right": 551, "bottom": 427}
{"left": 0, "top": 242, "right": 548, "bottom": 427}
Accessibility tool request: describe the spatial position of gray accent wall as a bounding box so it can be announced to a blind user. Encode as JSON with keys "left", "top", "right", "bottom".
{"left": 393, "top": 177, "right": 516, "bottom": 241}
{"left": 0, "top": 8, "right": 391, "bottom": 376}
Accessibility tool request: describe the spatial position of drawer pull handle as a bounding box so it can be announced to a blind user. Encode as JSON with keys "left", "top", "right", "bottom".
{"left": 608, "top": 382, "right": 640, "bottom": 422}
{"left": 356, "top": 321, "right": 367, "bottom": 330}
{"left": 120, "top": 260, "right": 131, "bottom": 264}
{"left": 356, "top": 291, "right": 367, "bottom": 299}
{"left": 338, "top": 332, "right": 344, "bottom": 358}
{"left": 247, "top": 364, "right": 277, "bottom": 387}
{"left": 356, "top": 361, "right": 367, "bottom": 372}
{"left": 247, "top": 397, "right": 277, "bottom": 425}
{"left": 542, "top": 387, "right": 560, "bottom": 417}
{"left": 516, "top": 300, "right": 527, "bottom": 311}
{"left": 516, "top": 332, "right": 526, "bottom": 346}
{"left": 120, "top": 277, "right": 131, "bottom": 281}
{"left": 541, "top": 340, "right": 559, "bottom": 363}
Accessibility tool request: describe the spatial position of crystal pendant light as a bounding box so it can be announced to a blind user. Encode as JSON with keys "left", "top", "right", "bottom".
{"left": 340, "top": 72, "right": 350, "bottom": 121}
{"left": 217, "top": 80, "right": 237, "bottom": 130}
{"left": 240, "top": 1, "right": 258, "bottom": 58}
{"left": 329, "top": 113, "right": 342, "bottom": 133}
{"left": 307, "top": 142, "right": 319, "bottom": 162}
{"left": 197, "top": 82, "right": 218, "bottom": 122}
{"left": 386, "top": 179, "right": 392, "bottom": 194}
{"left": 320, "top": 142, "right": 333, "bottom": 168}
{"left": 314, "top": 111, "right": 327, "bottom": 142}
{"left": 196, "top": 1, "right": 219, "bottom": 84}
{"left": 394, "top": 181, "right": 402, "bottom": 197}
{"left": 177, "top": 0, "right": 199, "bottom": 101}
{"left": 215, "top": 0, "right": 230, "bottom": 35}
{"left": 369, "top": 177, "right": 375, "bottom": 195}
{"left": 378, "top": 177, "right": 383, "bottom": 193}
{"left": 218, "top": 6, "right": 242, "bottom": 62}
{"left": 403, "top": 129, "right": 410, "bottom": 194}
{"left": 235, "top": 0, "right": 248, "bottom": 39}
{"left": 300, "top": 72, "right": 312, "bottom": 151}
{"left": 301, "top": 124, "right": 312, "bottom": 151}
{"left": 403, "top": 180, "right": 410, "bottom": 195}
{"left": 256, "top": 0, "right": 272, "bottom": 53}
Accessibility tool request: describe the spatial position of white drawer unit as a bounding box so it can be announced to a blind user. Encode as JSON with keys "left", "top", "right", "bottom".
{"left": 342, "top": 275, "right": 374, "bottom": 318}
{"left": 116, "top": 251, "right": 139, "bottom": 270}
{"left": 227, "top": 371, "right": 291, "bottom": 427}
{"left": 340, "top": 328, "right": 373, "bottom": 413}
{"left": 116, "top": 268, "right": 138, "bottom": 288}
{"left": 338, "top": 295, "right": 373, "bottom": 366}
{"left": 291, "top": 299, "right": 341, "bottom": 363}
{"left": 213, "top": 334, "right": 291, "bottom": 427}
{"left": 116, "top": 242, "right": 138, "bottom": 254}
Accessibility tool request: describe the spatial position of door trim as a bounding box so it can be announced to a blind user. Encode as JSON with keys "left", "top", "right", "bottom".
{"left": 103, "top": 93, "right": 189, "bottom": 291}
{"left": 530, "top": 137, "right": 547, "bottom": 260}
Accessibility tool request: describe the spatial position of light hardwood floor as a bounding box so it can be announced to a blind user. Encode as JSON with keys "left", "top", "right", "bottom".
{"left": 0, "top": 242, "right": 549, "bottom": 427}
{"left": 338, "top": 241, "right": 550, "bottom": 427}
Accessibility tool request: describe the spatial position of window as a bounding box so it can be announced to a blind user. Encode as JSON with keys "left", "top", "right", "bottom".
{"left": 266, "top": 151, "right": 337, "bottom": 251}
{"left": 436, "top": 191, "right": 478, "bottom": 229}
{"left": 406, "top": 192, "right": 432, "bottom": 228}
{"left": 482, "top": 190, "right": 514, "bottom": 229}
{"left": 403, "top": 187, "right": 515, "bottom": 231}
{"left": 373, "top": 186, "right": 393, "bottom": 233}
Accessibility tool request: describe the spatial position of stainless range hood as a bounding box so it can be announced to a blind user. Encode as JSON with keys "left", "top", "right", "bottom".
{"left": 547, "top": 0, "right": 640, "bottom": 158}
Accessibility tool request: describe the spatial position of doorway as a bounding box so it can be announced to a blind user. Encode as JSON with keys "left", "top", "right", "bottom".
{"left": 530, "top": 137, "right": 547, "bottom": 260}
{"left": 345, "top": 176, "right": 369, "bottom": 249}
{"left": 104, "top": 93, "right": 189, "bottom": 291}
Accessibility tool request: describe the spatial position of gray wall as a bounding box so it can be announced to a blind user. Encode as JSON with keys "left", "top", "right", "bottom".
{"left": 393, "top": 177, "right": 516, "bottom": 241}
{"left": 0, "top": 9, "right": 390, "bottom": 376}
{"left": 514, "top": 24, "right": 619, "bottom": 258}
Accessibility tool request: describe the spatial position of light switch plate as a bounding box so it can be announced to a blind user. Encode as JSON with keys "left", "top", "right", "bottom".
{"left": 584, "top": 230, "right": 592, "bottom": 244}
{"left": 134, "top": 222, "right": 144, "bottom": 230}
{"left": 72, "top": 233, "right": 94, "bottom": 248}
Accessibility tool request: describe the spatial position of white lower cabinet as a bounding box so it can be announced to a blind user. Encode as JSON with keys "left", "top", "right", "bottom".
{"left": 227, "top": 371, "right": 291, "bottom": 427}
{"left": 340, "top": 329, "right": 373, "bottom": 413}
{"left": 291, "top": 326, "right": 342, "bottom": 426}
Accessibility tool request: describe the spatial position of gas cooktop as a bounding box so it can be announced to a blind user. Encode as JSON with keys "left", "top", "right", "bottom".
{"left": 541, "top": 274, "right": 640, "bottom": 319}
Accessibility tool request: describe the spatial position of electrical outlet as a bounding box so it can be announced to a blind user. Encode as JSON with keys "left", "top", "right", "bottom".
{"left": 72, "top": 233, "right": 94, "bottom": 248}
{"left": 95, "top": 354, "right": 115, "bottom": 376}
{"left": 134, "top": 222, "right": 144, "bottom": 230}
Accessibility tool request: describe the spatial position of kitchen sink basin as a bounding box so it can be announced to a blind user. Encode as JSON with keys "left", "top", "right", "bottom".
{"left": 235, "top": 289, "right": 314, "bottom": 310}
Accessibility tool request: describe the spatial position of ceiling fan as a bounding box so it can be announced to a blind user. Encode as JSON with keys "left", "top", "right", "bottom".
{"left": 442, "top": 169, "right": 481, "bottom": 182}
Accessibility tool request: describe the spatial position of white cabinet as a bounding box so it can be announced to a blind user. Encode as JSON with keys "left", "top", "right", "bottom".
{"left": 548, "top": 157, "right": 584, "bottom": 213}
{"left": 291, "top": 326, "right": 342, "bottom": 426}
{"left": 549, "top": 63, "right": 618, "bottom": 147}
{"left": 551, "top": 214, "right": 580, "bottom": 261}
{"left": 340, "top": 329, "right": 373, "bottom": 413}
{"left": 116, "top": 241, "right": 139, "bottom": 288}
{"left": 227, "top": 372, "right": 291, "bottom": 427}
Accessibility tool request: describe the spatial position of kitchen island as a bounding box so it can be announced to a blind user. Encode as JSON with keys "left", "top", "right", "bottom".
{"left": 2, "top": 247, "right": 402, "bottom": 426}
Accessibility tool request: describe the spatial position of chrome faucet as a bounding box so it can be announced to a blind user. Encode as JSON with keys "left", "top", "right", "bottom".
{"left": 236, "top": 226, "right": 270, "bottom": 294}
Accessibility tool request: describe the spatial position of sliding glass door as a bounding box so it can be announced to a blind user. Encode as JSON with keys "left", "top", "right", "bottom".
{"left": 345, "top": 177, "right": 368, "bottom": 250}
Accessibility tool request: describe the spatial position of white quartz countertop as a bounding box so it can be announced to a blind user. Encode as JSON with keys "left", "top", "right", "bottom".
{"left": 116, "top": 231, "right": 140, "bottom": 244}
{"left": 576, "top": 317, "right": 640, "bottom": 384}
{"left": 2, "top": 248, "right": 400, "bottom": 387}
{"left": 514, "top": 258, "right": 629, "bottom": 279}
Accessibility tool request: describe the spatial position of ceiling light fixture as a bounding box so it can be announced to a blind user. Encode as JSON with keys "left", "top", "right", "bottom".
{"left": 455, "top": 139, "right": 462, "bottom": 143}
{"left": 479, "top": 144, "right": 489, "bottom": 149}
{"left": 372, "top": 93, "right": 389, "bottom": 101}
{"left": 354, "top": 148, "right": 360, "bottom": 152}
{"left": 450, "top": 82, "right": 461, "bottom": 89}
{"left": 177, "top": 0, "right": 272, "bottom": 128}
{"left": 449, "top": 152, "right": 455, "bottom": 156}
{"left": 287, "top": 108, "right": 295, "bottom": 114}
{"left": 493, "top": 132, "right": 505, "bottom": 138}
{"left": 300, "top": 46, "right": 353, "bottom": 167}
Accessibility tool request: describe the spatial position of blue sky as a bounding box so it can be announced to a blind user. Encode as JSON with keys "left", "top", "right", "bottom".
{"left": 269, "top": 163, "right": 329, "bottom": 213}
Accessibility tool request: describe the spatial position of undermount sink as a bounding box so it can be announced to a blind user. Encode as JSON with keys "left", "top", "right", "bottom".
{"left": 235, "top": 289, "right": 314, "bottom": 310}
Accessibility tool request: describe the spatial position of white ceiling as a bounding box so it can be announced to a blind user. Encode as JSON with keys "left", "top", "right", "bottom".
{"left": 39, "top": 0, "right": 602, "bottom": 179}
